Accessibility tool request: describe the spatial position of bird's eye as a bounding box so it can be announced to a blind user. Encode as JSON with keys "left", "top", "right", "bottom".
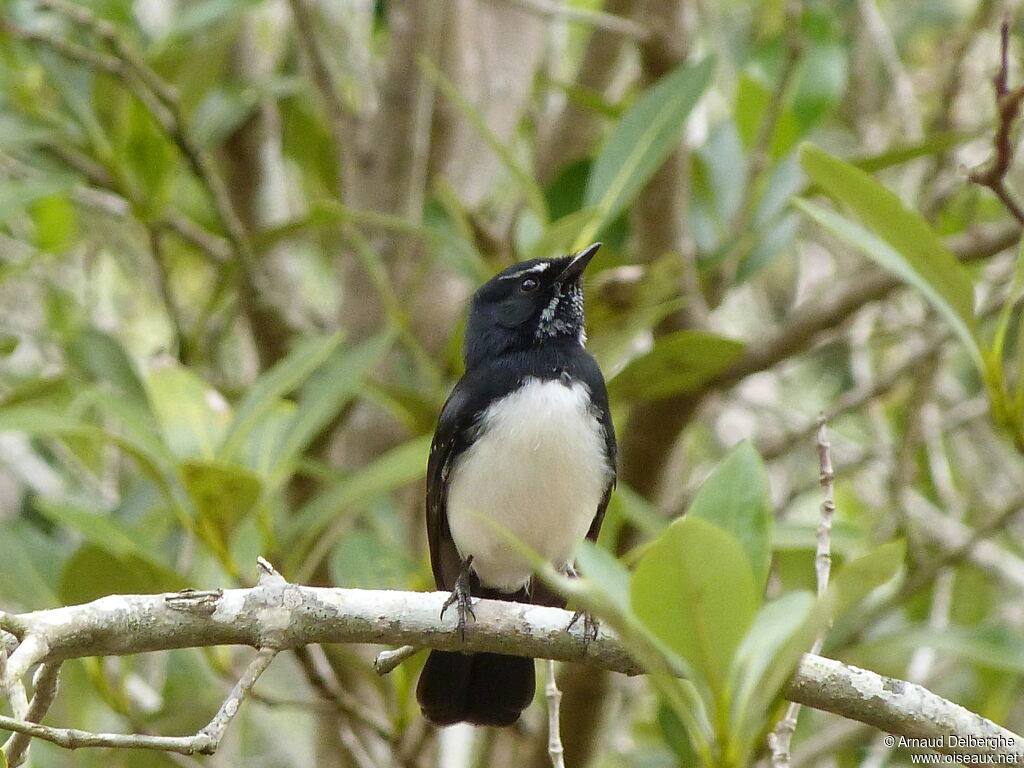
{"left": 520, "top": 277, "right": 539, "bottom": 293}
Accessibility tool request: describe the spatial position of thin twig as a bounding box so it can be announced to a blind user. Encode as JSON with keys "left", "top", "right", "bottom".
{"left": 374, "top": 645, "right": 418, "bottom": 675}
{"left": 199, "top": 647, "right": 278, "bottom": 749}
{"left": 546, "top": 660, "right": 565, "bottom": 768}
{"left": 769, "top": 416, "right": 836, "bottom": 767}
{"left": 969, "top": 20, "right": 1024, "bottom": 225}
{"left": 0, "top": 650, "right": 275, "bottom": 757}
{"left": 4, "top": 662, "right": 62, "bottom": 767}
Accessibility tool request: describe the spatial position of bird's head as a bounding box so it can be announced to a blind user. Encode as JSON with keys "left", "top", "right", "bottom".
{"left": 463, "top": 243, "right": 601, "bottom": 368}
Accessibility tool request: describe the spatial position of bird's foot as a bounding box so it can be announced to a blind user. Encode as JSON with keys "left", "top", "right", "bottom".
{"left": 440, "top": 556, "right": 476, "bottom": 641}
{"left": 563, "top": 563, "right": 599, "bottom": 651}
{"left": 566, "top": 610, "right": 600, "bottom": 649}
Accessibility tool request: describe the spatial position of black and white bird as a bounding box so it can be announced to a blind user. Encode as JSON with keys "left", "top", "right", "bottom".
{"left": 416, "top": 243, "right": 617, "bottom": 727}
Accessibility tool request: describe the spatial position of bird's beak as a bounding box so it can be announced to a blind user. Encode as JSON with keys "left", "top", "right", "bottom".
{"left": 557, "top": 242, "right": 602, "bottom": 283}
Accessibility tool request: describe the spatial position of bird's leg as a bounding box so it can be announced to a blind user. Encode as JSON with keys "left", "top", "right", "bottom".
{"left": 564, "top": 563, "right": 600, "bottom": 648}
{"left": 440, "top": 556, "right": 476, "bottom": 641}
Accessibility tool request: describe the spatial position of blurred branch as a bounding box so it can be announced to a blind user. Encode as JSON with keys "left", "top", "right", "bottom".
{"left": 969, "top": 20, "right": 1024, "bottom": 225}
{"left": 769, "top": 416, "right": 836, "bottom": 767}
{"left": 1, "top": 650, "right": 275, "bottom": 762}
{"left": 486, "top": 0, "right": 651, "bottom": 41}
{"left": 1, "top": 661, "right": 59, "bottom": 766}
{"left": 621, "top": 222, "right": 1020, "bottom": 499}
{"left": 148, "top": 227, "right": 187, "bottom": 361}
{"left": 1, "top": 560, "right": 1022, "bottom": 761}
{"left": 856, "top": 0, "right": 923, "bottom": 143}
{"left": 286, "top": 0, "right": 350, "bottom": 196}
{"left": 718, "top": 0, "right": 804, "bottom": 290}
{"left": 39, "top": 142, "right": 231, "bottom": 263}
{"left": 6, "top": 0, "right": 291, "bottom": 365}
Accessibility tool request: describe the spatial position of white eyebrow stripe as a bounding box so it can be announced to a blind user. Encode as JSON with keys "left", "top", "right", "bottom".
{"left": 498, "top": 262, "right": 552, "bottom": 280}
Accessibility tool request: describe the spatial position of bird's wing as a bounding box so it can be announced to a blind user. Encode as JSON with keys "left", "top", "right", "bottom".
{"left": 426, "top": 383, "right": 476, "bottom": 591}
{"left": 582, "top": 355, "right": 617, "bottom": 544}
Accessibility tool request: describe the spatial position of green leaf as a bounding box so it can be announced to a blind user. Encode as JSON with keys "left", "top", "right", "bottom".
{"left": 218, "top": 334, "right": 342, "bottom": 463}
{"left": 59, "top": 544, "right": 184, "bottom": 606}
{"left": 181, "top": 459, "right": 263, "bottom": 546}
{"left": 631, "top": 516, "right": 758, "bottom": 696}
{"left": 886, "top": 624, "right": 1024, "bottom": 674}
{"left": 144, "top": 363, "right": 231, "bottom": 459}
{"left": 266, "top": 331, "right": 394, "bottom": 485}
{"left": 0, "top": 521, "right": 62, "bottom": 609}
{"left": 575, "top": 540, "right": 632, "bottom": 613}
{"left": 827, "top": 539, "right": 905, "bottom": 615}
{"left": 581, "top": 57, "right": 714, "bottom": 246}
{"left": 729, "top": 591, "right": 816, "bottom": 742}
{"left": 852, "top": 131, "right": 977, "bottom": 173}
{"left": 34, "top": 498, "right": 169, "bottom": 567}
{"left": 0, "top": 176, "right": 77, "bottom": 227}
{"left": 286, "top": 434, "right": 432, "bottom": 579}
{"left": 609, "top": 330, "right": 745, "bottom": 402}
{"left": 797, "top": 144, "right": 982, "bottom": 369}
{"left": 734, "top": 74, "right": 800, "bottom": 157}
{"left": 0, "top": 334, "right": 20, "bottom": 356}
{"left": 31, "top": 194, "right": 79, "bottom": 252}
{"left": 731, "top": 541, "right": 903, "bottom": 738}
{"left": 687, "top": 442, "right": 773, "bottom": 593}
{"left": 67, "top": 327, "right": 150, "bottom": 411}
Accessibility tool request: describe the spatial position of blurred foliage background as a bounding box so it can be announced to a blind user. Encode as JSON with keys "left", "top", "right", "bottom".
{"left": 1, "top": 0, "right": 1024, "bottom": 765}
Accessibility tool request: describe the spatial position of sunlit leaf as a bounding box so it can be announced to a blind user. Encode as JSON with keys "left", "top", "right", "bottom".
{"left": 581, "top": 57, "right": 715, "bottom": 246}
{"left": 609, "top": 330, "right": 745, "bottom": 402}
{"left": 218, "top": 334, "right": 341, "bottom": 463}
{"left": 797, "top": 144, "right": 982, "bottom": 370}
{"left": 631, "top": 516, "right": 758, "bottom": 696}
{"left": 144, "top": 363, "right": 231, "bottom": 459}
{"left": 266, "top": 331, "right": 394, "bottom": 485}
{"left": 687, "top": 442, "right": 774, "bottom": 593}
{"left": 181, "top": 458, "right": 263, "bottom": 548}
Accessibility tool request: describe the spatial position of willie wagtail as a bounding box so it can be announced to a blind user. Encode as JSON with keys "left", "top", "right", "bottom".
{"left": 416, "top": 242, "right": 617, "bottom": 727}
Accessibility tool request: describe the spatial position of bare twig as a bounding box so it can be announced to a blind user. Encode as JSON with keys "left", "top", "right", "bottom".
{"left": 4, "top": 662, "right": 62, "bottom": 767}
{"left": 0, "top": 649, "right": 273, "bottom": 758}
{"left": 969, "top": 20, "right": 1024, "bottom": 225}
{"left": 374, "top": 645, "right": 418, "bottom": 675}
{"left": 546, "top": 660, "right": 565, "bottom": 768}
{"left": 769, "top": 417, "right": 837, "bottom": 767}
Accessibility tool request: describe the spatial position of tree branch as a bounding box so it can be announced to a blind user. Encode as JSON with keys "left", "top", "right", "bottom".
{"left": 0, "top": 564, "right": 1021, "bottom": 761}
{"left": 970, "top": 20, "right": 1024, "bottom": 225}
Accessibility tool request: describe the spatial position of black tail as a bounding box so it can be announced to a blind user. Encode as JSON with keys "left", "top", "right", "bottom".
{"left": 416, "top": 650, "right": 535, "bottom": 727}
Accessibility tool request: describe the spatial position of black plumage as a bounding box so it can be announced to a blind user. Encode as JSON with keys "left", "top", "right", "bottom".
{"left": 416, "top": 244, "right": 617, "bottom": 727}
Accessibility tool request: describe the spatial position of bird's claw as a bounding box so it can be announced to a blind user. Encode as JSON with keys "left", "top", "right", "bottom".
{"left": 566, "top": 609, "right": 600, "bottom": 651}
{"left": 440, "top": 557, "right": 476, "bottom": 641}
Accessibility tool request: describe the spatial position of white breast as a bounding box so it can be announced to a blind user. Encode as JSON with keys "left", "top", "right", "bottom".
{"left": 446, "top": 377, "right": 612, "bottom": 593}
